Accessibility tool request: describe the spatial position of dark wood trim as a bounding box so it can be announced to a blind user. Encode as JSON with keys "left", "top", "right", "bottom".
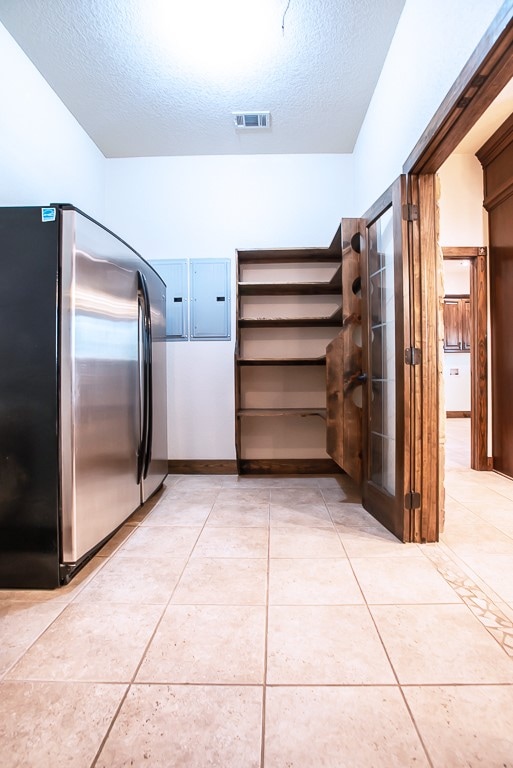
{"left": 238, "top": 458, "right": 343, "bottom": 475}
{"left": 442, "top": 247, "right": 486, "bottom": 259}
{"left": 404, "top": 5, "right": 513, "bottom": 174}
{"left": 487, "top": 457, "right": 494, "bottom": 470}
{"left": 442, "top": 248, "right": 488, "bottom": 469}
{"left": 446, "top": 411, "right": 471, "bottom": 418}
{"left": 361, "top": 179, "right": 395, "bottom": 222}
{"left": 168, "top": 460, "right": 238, "bottom": 475}
{"left": 482, "top": 181, "right": 513, "bottom": 212}
{"left": 470, "top": 249, "right": 489, "bottom": 470}
{"left": 410, "top": 173, "right": 440, "bottom": 542}
{"left": 476, "top": 110, "right": 513, "bottom": 165}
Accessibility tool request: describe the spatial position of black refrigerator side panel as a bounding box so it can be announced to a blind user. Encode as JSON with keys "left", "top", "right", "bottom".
{"left": 0, "top": 208, "right": 61, "bottom": 588}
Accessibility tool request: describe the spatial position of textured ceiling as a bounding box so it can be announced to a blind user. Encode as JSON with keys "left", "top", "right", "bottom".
{"left": 0, "top": 0, "right": 406, "bottom": 158}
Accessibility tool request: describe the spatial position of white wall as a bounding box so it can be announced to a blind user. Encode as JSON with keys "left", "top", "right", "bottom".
{"left": 438, "top": 154, "right": 487, "bottom": 246}
{"left": 353, "top": 0, "right": 504, "bottom": 214}
{"left": 105, "top": 154, "right": 354, "bottom": 459}
{"left": 439, "top": 156, "right": 480, "bottom": 414}
{"left": 439, "top": 152, "right": 493, "bottom": 447}
{"left": 0, "top": 23, "right": 105, "bottom": 219}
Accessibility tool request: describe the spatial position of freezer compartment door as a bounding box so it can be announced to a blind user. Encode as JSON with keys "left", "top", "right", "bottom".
{"left": 60, "top": 211, "right": 141, "bottom": 563}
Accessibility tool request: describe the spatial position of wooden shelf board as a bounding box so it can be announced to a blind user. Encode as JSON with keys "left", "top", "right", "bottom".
{"left": 238, "top": 408, "right": 327, "bottom": 419}
{"left": 238, "top": 311, "right": 342, "bottom": 328}
{"left": 238, "top": 281, "right": 341, "bottom": 296}
{"left": 236, "top": 356, "right": 326, "bottom": 366}
{"left": 237, "top": 250, "right": 341, "bottom": 264}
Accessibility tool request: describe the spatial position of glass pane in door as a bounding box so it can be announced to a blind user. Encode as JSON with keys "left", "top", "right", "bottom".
{"left": 368, "top": 206, "right": 395, "bottom": 495}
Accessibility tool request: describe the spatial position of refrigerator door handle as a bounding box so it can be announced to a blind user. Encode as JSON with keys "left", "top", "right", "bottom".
{"left": 142, "top": 277, "right": 153, "bottom": 480}
{"left": 137, "top": 271, "right": 152, "bottom": 484}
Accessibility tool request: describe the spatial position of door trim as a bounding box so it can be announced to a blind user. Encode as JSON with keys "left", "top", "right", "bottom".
{"left": 391, "top": 5, "right": 513, "bottom": 538}
{"left": 442, "top": 247, "right": 489, "bottom": 470}
{"left": 404, "top": 5, "right": 513, "bottom": 174}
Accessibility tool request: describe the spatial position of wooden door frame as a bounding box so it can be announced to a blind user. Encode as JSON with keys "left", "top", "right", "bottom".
{"left": 442, "top": 247, "right": 489, "bottom": 471}
{"left": 398, "top": 4, "right": 513, "bottom": 539}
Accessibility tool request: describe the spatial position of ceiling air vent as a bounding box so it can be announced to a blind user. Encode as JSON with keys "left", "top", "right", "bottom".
{"left": 233, "top": 111, "right": 271, "bottom": 129}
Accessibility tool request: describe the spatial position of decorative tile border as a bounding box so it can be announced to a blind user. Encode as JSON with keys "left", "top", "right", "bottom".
{"left": 422, "top": 545, "right": 513, "bottom": 657}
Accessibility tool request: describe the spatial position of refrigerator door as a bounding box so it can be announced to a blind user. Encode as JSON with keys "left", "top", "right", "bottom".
{"left": 141, "top": 266, "right": 168, "bottom": 501}
{"left": 60, "top": 210, "right": 141, "bottom": 563}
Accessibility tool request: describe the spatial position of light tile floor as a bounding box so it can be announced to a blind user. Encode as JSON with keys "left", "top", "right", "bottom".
{"left": 1, "top": 419, "right": 513, "bottom": 766}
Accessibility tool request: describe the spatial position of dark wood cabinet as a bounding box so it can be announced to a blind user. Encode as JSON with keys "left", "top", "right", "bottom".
{"left": 443, "top": 295, "right": 470, "bottom": 352}
{"left": 477, "top": 111, "right": 513, "bottom": 478}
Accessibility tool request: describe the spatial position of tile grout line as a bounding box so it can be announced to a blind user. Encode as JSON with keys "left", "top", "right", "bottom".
{"left": 260, "top": 489, "right": 271, "bottom": 768}
{"left": 421, "top": 543, "right": 513, "bottom": 658}
{"left": 325, "top": 492, "right": 436, "bottom": 768}
{"left": 89, "top": 482, "right": 224, "bottom": 768}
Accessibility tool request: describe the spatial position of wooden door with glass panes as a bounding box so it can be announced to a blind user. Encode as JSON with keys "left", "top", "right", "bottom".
{"left": 359, "top": 176, "right": 414, "bottom": 541}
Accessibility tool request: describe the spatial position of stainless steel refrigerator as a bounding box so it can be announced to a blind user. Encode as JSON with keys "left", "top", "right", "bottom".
{"left": 0, "top": 205, "right": 168, "bottom": 588}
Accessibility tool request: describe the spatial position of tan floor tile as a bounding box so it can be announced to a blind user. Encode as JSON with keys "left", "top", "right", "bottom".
{"left": 327, "top": 501, "right": 376, "bottom": 528}
{"left": 497, "top": 601, "right": 513, "bottom": 622}
{"left": 268, "top": 477, "right": 324, "bottom": 488}
{"left": 96, "top": 524, "right": 137, "bottom": 556}
{"left": 317, "top": 475, "right": 351, "bottom": 489}
{"left": 0, "top": 601, "right": 65, "bottom": 676}
{"left": 268, "top": 558, "right": 363, "bottom": 605}
{"left": 221, "top": 475, "right": 281, "bottom": 488}
{"left": 173, "top": 476, "right": 226, "bottom": 490}
{"left": 141, "top": 492, "right": 215, "bottom": 526}
{"left": 270, "top": 527, "right": 345, "bottom": 558}
{"left": 445, "top": 484, "right": 511, "bottom": 504}
{"left": 6, "top": 603, "right": 163, "bottom": 682}
{"left": 371, "top": 604, "right": 513, "bottom": 684}
{"left": 266, "top": 605, "right": 395, "bottom": 684}
{"left": 215, "top": 488, "right": 270, "bottom": 503}
{"left": 118, "top": 525, "right": 202, "bottom": 557}
{"left": 171, "top": 558, "right": 267, "bottom": 605}
{"left": 350, "top": 556, "right": 460, "bottom": 604}
{"left": 441, "top": 520, "right": 513, "bottom": 556}
{"left": 206, "top": 500, "right": 270, "bottom": 527}
{"left": 320, "top": 484, "right": 361, "bottom": 503}
{"left": 192, "top": 527, "right": 268, "bottom": 558}
{"left": 96, "top": 684, "right": 262, "bottom": 768}
{"left": 0, "top": 680, "right": 126, "bottom": 768}
{"left": 73, "top": 555, "right": 186, "bottom": 604}
{"left": 137, "top": 605, "right": 266, "bottom": 683}
{"left": 264, "top": 686, "right": 429, "bottom": 767}
{"left": 270, "top": 488, "right": 326, "bottom": 505}
{"left": 462, "top": 501, "right": 513, "bottom": 534}
{"left": 270, "top": 502, "right": 333, "bottom": 528}
{"left": 443, "top": 496, "right": 483, "bottom": 526}
{"left": 337, "top": 526, "right": 421, "bottom": 558}
{"left": 404, "top": 685, "right": 513, "bottom": 768}
{"left": 456, "top": 553, "right": 513, "bottom": 602}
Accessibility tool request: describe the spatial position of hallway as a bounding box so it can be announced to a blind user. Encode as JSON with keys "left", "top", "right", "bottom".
{"left": 1, "top": 426, "right": 513, "bottom": 766}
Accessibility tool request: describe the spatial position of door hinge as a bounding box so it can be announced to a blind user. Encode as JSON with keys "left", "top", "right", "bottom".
{"left": 405, "top": 491, "right": 421, "bottom": 510}
{"left": 402, "top": 204, "right": 419, "bottom": 221}
{"left": 405, "top": 347, "right": 421, "bottom": 365}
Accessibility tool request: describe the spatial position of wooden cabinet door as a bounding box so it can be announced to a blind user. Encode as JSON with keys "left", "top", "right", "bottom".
{"left": 461, "top": 298, "right": 471, "bottom": 351}
{"left": 443, "top": 299, "right": 462, "bottom": 351}
{"left": 326, "top": 219, "right": 362, "bottom": 484}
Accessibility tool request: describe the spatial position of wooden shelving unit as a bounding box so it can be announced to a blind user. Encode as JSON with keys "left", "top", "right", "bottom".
{"left": 235, "top": 226, "right": 342, "bottom": 473}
